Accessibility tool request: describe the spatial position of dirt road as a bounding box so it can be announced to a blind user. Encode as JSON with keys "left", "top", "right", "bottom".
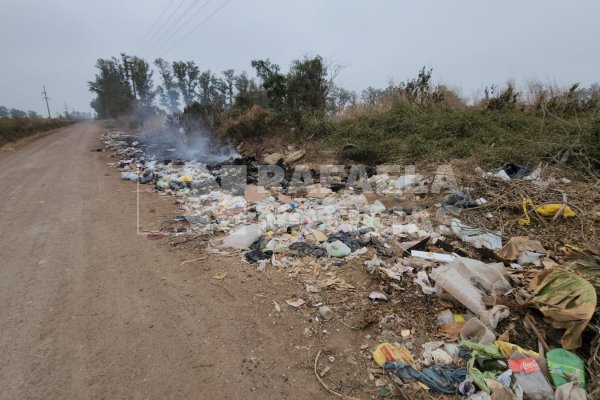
{"left": 0, "top": 123, "right": 332, "bottom": 400}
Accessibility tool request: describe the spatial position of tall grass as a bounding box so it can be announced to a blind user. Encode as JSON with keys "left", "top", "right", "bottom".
{"left": 216, "top": 74, "right": 600, "bottom": 176}
{"left": 0, "top": 118, "right": 75, "bottom": 146}
{"left": 305, "top": 81, "right": 600, "bottom": 172}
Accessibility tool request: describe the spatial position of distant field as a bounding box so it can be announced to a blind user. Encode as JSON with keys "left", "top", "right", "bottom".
{"left": 0, "top": 118, "right": 75, "bottom": 146}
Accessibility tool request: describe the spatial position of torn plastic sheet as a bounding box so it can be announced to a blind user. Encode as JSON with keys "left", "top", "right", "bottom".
{"left": 369, "top": 291, "right": 389, "bottom": 301}
{"left": 411, "top": 250, "right": 455, "bottom": 263}
{"left": 451, "top": 219, "right": 502, "bottom": 250}
{"left": 498, "top": 163, "right": 528, "bottom": 179}
{"left": 431, "top": 257, "right": 511, "bottom": 328}
{"left": 415, "top": 270, "right": 436, "bottom": 294}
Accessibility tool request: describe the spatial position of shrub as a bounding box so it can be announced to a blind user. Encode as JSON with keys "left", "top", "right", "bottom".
{"left": 0, "top": 118, "right": 74, "bottom": 145}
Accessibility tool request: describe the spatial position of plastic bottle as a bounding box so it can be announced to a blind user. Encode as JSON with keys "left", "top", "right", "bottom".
{"left": 431, "top": 265, "right": 487, "bottom": 316}
{"left": 460, "top": 318, "right": 496, "bottom": 344}
{"left": 430, "top": 264, "right": 509, "bottom": 328}
{"left": 508, "top": 353, "right": 554, "bottom": 400}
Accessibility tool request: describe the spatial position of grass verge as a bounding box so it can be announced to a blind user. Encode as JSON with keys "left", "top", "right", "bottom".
{"left": 0, "top": 118, "right": 75, "bottom": 146}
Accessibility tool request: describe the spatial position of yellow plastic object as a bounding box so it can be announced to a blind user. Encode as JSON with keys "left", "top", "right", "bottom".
{"left": 519, "top": 198, "right": 575, "bottom": 225}
{"left": 536, "top": 204, "right": 575, "bottom": 218}
{"left": 518, "top": 198, "right": 534, "bottom": 226}
{"left": 372, "top": 343, "right": 415, "bottom": 367}
{"left": 496, "top": 341, "right": 539, "bottom": 358}
{"left": 454, "top": 314, "right": 465, "bottom": 323}
{"left": 179, "top": 175, "right": 193, "bottom": 183}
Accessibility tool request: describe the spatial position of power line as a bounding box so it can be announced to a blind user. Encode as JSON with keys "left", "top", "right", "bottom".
{"left": 160, "top": 0, "right": 233, "bottom": 56}
{"left": 147, "top": 0, "right": 212, "bottom": 56}
{"left": 142, "top": 0, "right": 203, "bottom": 55}
{"left": 136, "top": 0, "right": 177, "bottom": 51}
{"left": 139, "top": 0, "right": 192, "bottom": 55}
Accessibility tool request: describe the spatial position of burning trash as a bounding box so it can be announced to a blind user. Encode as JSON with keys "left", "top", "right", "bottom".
{"left": 102, "top": 127, "right": 599, "bottom": 399}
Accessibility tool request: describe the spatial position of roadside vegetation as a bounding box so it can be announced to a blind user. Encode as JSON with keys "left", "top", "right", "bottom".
{"left": 317, "top": 79, "right": 600, "bottom": 171}
{"left": 88, "top": 54, "right": 600, "bottom": 177}
{"left": 0, "top": 111, "right": 75, "bottom": 146}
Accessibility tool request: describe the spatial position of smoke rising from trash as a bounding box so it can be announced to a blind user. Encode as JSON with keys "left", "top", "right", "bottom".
{"left": 131, "top": 110, "right": 240, "bottom": 165}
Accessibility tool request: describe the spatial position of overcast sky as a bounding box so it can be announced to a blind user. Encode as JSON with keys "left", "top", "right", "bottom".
{"left": 1, "top": 0, "right": 598, "bottom": 116}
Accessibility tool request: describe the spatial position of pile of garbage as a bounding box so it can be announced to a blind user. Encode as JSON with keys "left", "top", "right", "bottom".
{"left": 102, "top": 130, "right": 599, "bottom": 399}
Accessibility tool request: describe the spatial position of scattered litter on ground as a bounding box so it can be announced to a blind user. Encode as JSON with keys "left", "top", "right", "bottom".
{"left": 102, "top": 129, "right": 600, "bottom": 398}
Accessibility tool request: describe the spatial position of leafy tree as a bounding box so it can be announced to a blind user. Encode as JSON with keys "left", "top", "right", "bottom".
{"left": 88, "top": 57, "right": 133, "bottom": 118}
{"left": 404, "top": 67, "right": 433, "bottom": 105}
{"left": 197, "top": 70, "right": 213, "bottom": 104}
{"left": 0, "top": 106, "right": 8, "bottom": 118}
{"left": 185, "top": 70, "right": 228, "bottom": 131}
{"left": 154, "top": 58, "right": 180, "bottom": 113}
{"left": 211, "top": 74, "right": 227, "bottom": 107}
{"left": 361, "top": 87, "right": 383, "bottom": 107}
{"left": 27, "top": 110, "right": 40, "bottom": 119}
{"left": 129, "top": 56, "right": 155, "bottom": 106}
{"left": 251, "top": 59, "right": 287, "bottom": 110}
{"left": 172, "top": 60, "right": 200, "bottom": 106}
{"left": 286, "top": 55, "right": 329, "bottom": 115}
{"left": 232, "top": 72, "right": 267, "bottom": 112}
{"left": 251, "top": 56, "right": 331, "bottom": 127}
{"left": 9, "top": 108, "right": 27, "bottom": 119}
{"left": 328, "top": 84, "right": 356, "bottom": 113}
{"left": 222, "top": 69, "right": 235, "bottom": 107}
{"left": 195, "top": 70, "right": 225, "bottom": 107}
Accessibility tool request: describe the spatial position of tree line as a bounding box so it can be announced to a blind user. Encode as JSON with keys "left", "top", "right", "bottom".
{"left": 88, "top": 53, "right": 357, "bottom": 126}
{"left": 0, "top": 105, "right": 92, "bottom": 121}
{"left": 89, "top": 53, "right": 600, "bottom": 135}
{"left": 0, "top": 107, "right": 42, "bottom": 119}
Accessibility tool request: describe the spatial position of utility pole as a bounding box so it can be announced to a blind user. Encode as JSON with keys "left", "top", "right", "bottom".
{"left": 64, "top": 102, "right": 69, "bottom": 120}
{"left": 124, "top": 56, "right": 137, "bottom": 100}
{"left": 42, "top": 85, "right": 51, "bottom": 119}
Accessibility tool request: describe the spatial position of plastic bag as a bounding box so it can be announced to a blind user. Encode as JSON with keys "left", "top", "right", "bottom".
{"left": 325, "top": 240, "right": 351, "bottom": 257}
{"left": 372, "top": 343, "right": 415, "bottom": 367}
{"left": 431, "top": 257, "right": 511, "bottom": 328}
{"left": 546, "top": 348, "right": 585, "bottom": 388}
{"left": 221, "top": 224, "right": 263, "bottom": 249}
{"left": 535, "top": 204, "right": 575, "bottom": 218}
{"left": 451, "top": 219, "right": 502, "bottom": 250}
